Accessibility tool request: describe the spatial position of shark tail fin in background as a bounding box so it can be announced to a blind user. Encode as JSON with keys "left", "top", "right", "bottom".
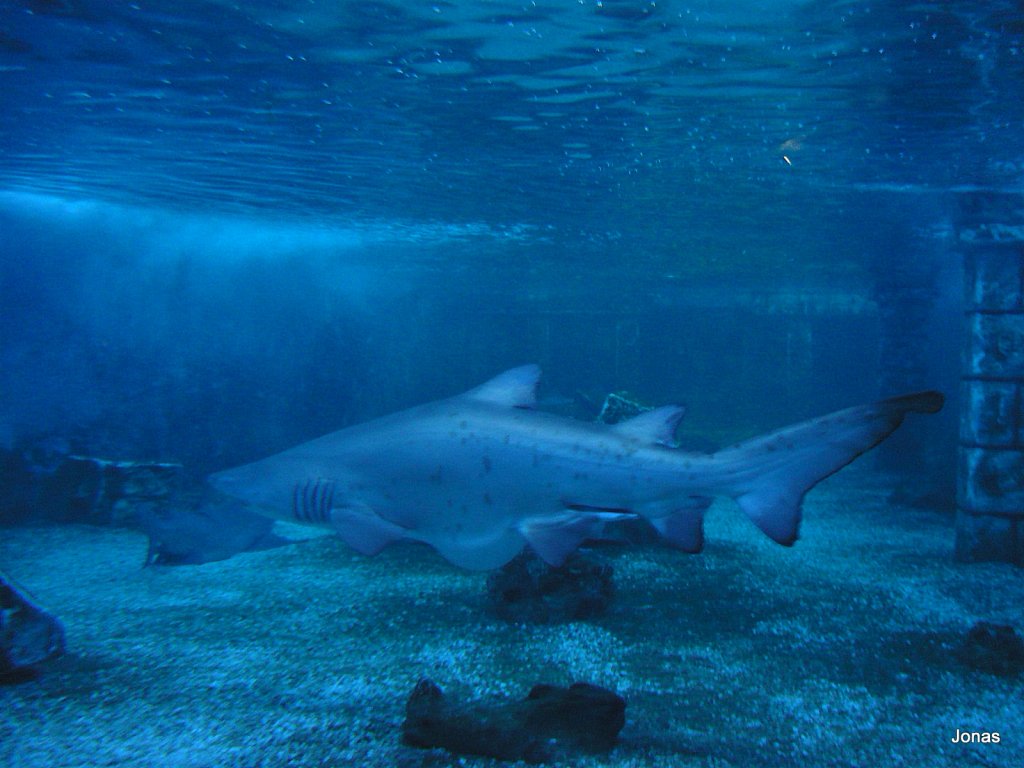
{"left": 716, "top": 391, "right": 944, "bottom": 546}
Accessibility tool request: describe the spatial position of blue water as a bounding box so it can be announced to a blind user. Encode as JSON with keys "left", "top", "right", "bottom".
{"left": 1, "top": 2, "right": 1022, "bottom": 766}
{"left": 3, "top": 1, "right": 1021, "bottom": 219}
{"left": 4, "top": 0, "right": 1005, "bottom": 463}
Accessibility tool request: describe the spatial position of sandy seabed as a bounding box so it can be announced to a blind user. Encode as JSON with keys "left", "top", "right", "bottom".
{"left": 2, "top": 470, "right": 1022, "bottom": 768}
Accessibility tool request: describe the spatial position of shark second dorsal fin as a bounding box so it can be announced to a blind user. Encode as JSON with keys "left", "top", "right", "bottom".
{"left": 613, "top": 405, "right": 686, "bottom": 446}
{"left": 465, "top": 364, "right": 541, "bottom": 408}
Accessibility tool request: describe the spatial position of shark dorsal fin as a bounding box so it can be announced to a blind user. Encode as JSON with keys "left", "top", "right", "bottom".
{"left": 613, "top": 405, "right": 686, "bottom": 446}
{"left": 465, "top": 364, "right": 541, "bottom": 408}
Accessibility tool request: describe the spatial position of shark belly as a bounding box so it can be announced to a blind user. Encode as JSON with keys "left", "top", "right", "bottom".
{"left": 329, "top": 402, "right": 713, "bottom": 566}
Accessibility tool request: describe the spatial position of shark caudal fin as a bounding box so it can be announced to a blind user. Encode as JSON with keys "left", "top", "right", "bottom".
{"left": 716, "top": 391, "right": 944, "bottom": 546}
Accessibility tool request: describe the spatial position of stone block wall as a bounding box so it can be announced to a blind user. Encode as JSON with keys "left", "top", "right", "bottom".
{"left": 957, "top": 239, "right": 1024, "bottom": 565}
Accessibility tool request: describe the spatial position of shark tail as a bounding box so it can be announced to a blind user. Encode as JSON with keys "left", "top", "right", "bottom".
{"left": 716, "top": 391, "right": 944, "bottom": 546}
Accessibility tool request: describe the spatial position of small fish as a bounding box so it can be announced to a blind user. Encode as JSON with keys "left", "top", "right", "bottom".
{"left": 209, "top": 366, "right": 943, "bottom": 570}
{"left": 137, "top": 500, "right": 291, "bottom": 566}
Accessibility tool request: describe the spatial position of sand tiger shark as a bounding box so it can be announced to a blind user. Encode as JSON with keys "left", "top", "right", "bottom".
{"left": 209, "top": 365, "right": 943, "bottom": 570}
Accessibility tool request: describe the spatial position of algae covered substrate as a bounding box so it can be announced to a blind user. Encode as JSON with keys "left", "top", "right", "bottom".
{"left": 2, "top": 469, "right": 1022, "bottom": 768}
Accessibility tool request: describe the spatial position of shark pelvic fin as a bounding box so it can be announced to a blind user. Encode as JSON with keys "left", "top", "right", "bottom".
{"left": 613, "top": 405, "right": 686, "bottom": 446}
{"left": 521, "top": 510, "right": 633, "bottom": 566}
{"left": 465, "top": 364, "right": 541, "bottom": 409}
{"left": 722, "top": 390, "right": 944, "bottom": 546}
{"left": 329, "top": 503, "right": 405, "bottom": 556}
{"left": 647, "top": 497, "right": 712, "bottom": 552}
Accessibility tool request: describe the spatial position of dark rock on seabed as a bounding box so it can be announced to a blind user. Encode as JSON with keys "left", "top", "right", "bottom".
{"left": 486, "top": 550, "right": 615, "bottom": 624}
{"left": 0, "top": 571, "right": 65, "bottom": 684}
{"left": 958, "top": 621, "right": 1024, "bottom": 677}
{"left": 402, "top": 678, "right": 625, "bottom": 763}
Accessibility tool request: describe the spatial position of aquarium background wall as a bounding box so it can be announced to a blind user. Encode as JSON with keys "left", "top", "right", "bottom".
{"left": 1, "top": 189, "right": 960, "bottom": 480}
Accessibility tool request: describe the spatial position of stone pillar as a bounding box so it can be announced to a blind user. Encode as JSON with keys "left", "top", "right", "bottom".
{"left": 957, "top": 233, "right": 1024, "bottom": 566}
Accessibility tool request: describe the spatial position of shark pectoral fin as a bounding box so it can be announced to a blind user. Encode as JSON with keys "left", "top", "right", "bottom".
{"left": 329, "top": 503, "right": 405, "bottom": 556}
{"left": 521, "top": 510, "right": 633, "bottom": 566}
{"left": 647, "top": 497, "right": 712, "bottom": 553}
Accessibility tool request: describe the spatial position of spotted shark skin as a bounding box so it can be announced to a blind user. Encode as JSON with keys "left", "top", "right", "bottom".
{"left": 208, "top": 365, "right": 943, "bottom": 570}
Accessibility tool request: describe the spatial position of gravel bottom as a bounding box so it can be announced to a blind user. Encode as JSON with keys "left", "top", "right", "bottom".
{"left": 2, "top": 470, "right": 1022, "bottom": 768}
